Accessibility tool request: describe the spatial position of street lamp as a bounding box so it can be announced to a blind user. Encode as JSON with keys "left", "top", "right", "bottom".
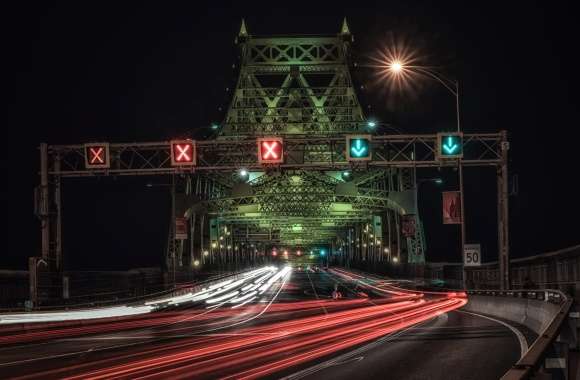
{"left": 386, "top": 62, "right": 460, "bottom": 132}
{"left": 238, "top": 168, "right": 249, "bottom": 182}
{"left": 387, "top": 60, "right": 467, "bottom": 287}
{"left": 360, "top": 120, "right": 404, "bottom": 134}
{"left": 417, "top": 177, "right": 443, "bottom": 186}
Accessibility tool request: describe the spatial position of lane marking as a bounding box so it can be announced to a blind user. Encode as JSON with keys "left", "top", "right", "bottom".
{"left": 457, "top": 310, "right": 528, "bottom": 358}
{"left": 306, "top": 270, "right": 328, "bottom": 316}
{"left": 330, "top": 356, "right": 364, "bottom": 366}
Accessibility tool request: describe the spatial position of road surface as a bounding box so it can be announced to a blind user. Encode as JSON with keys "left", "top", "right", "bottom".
{"left": 0, "top": 266, "right": 523, "bottom": 379}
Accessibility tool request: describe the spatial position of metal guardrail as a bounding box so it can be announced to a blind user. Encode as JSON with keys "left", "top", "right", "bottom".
{"left": 466, "top": 289, "right": 567, "bottom": 305}
{"left": 466, "top": 289, "right": 574, "bottom": 380}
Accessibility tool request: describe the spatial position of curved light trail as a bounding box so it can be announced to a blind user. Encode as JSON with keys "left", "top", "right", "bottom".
{"left": 0, "top": 267, "right": 469, "bottom": 380}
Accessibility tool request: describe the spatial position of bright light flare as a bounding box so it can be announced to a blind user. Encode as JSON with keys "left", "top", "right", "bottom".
{"left": 390, "top": 60, "right": 403, "bottom": 73}
{"left": 369, "top": 36, "right": 423, "bottom": 97}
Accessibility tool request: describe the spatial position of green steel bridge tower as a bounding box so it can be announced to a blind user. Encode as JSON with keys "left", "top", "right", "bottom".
{"left": 179, "top": 19, "right": 426, "bottom": 268}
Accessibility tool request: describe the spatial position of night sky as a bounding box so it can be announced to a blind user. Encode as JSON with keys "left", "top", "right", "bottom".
{"left": 4, "top": 1, "right": 579, "bottom": 270}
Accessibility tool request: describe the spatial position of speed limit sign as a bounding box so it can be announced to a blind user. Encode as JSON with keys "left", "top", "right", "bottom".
{"left": 464, "top": 244, "right": 481, "bottom": 267}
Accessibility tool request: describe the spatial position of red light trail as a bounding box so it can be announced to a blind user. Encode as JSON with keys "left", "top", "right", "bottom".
{"left": 1, "top": 268, "right": 467, "bottom": 380}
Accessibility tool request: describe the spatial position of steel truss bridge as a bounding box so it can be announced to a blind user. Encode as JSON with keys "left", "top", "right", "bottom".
{"left": 33, "top": 19, "right": 511, "bottom": 303}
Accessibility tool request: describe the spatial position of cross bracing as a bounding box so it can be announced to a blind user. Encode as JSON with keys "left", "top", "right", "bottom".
{"left": 222, "top": 22, "right": 363, "bottom": 137}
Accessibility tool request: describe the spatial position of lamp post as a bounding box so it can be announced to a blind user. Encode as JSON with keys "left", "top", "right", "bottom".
{"left": 388, "top": 61, "right": 467, "bottom": 288}
{"left": 413, "top": 178, "right": 443, "bottom": 263}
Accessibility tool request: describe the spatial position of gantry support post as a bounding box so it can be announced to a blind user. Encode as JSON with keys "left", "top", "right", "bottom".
{"left": 170, "top": 174, "right": 176, "bottom": 286}
{"left": 459, "top": 159, "right": 466, "bottom": 289}
{"left": 190, "top": 212, "right": 196, "bottom": 267}
{"left": 54, "top": 154, "right": 62, "bottom": 272}
{"left": 200, "top": 214, "right": 205, "bottom": 264}
{"left": 40, "top": 143, "right": 50, "bottom": 264}
{"left": 498, "top": 130, "right": 510, "bottom": 290}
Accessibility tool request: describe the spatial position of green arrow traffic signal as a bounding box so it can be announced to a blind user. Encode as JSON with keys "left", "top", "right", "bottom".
{"left": 437, "top": 133, "right": 463, "bottom": 159}
{"left": 351, "top": 139, "right": 368, "bottom": 157}
{"left": 442, "top": 136, "right": 459, "bottom": 154}
{"left": 346, "top": 135, "right": 372, "bottom": 161}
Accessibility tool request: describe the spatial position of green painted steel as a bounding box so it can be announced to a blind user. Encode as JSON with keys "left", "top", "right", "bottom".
{"left": 197, "top": 20, "right": 424, "bottom": 263}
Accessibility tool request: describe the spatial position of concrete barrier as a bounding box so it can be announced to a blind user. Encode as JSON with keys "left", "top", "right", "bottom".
{"left": 462, "top": 292, "right": 563, "bottom": 335}
{"left": 462, "top": 290, "right": 576, "bottom": 379}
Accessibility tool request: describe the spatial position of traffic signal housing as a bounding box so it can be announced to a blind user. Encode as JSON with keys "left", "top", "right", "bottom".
{"left": 346, "top": 135, "right": 372, "bottom": 161}
{"left": 170, "top": 140, "right": 196, "bottom": 166}
{"left": 437, "top": 132, "right": 463, "bottom": 160}
{"left": 257, "top": 137, "right": 284, "bottom": 164}
{"left": 84, "top": 143, "right": 110, "bottom": 169}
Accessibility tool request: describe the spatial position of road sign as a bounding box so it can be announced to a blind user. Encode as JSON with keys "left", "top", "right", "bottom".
{"left": 170, "top": 140, "right": 196, "bottom": 166}
{"left": 464, "top": 244, "right": 481, "bottom": 266}
{"left": 84, "top": 143, "right": 110, "bottom": 169}
{"left": 175, "top": 217, "right": 187, "bottom": 240}
{"left": 437, "top": 132, "right": 463, "bottom": 160}
{"left": 401, "top": 215, "right": 416, "bottom": 237}
{"left": 346, "top": 135, "right": 372, "bottom": 161}
{"left": 257, "top": 137, "right": 284, "bottom": 164}
{"left": 442, "top": 191, "right": 461, "bottom": 224}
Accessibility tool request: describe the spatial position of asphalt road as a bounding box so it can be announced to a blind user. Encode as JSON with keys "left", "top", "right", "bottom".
{"left": 0, "top": 267, "right": 523, "bottom": 379}
{"left": 280, "top": 310, "right": 520, "bottom": 380}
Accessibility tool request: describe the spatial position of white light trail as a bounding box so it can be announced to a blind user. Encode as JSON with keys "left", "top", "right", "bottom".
{"left": 259, "top": 266, "right": 291, "bottom": 294}
{"left": 0, "top": 266, "right": 277, "bottom": 325}
{"left": 205, "top": 291, "right": 240, "bottom": 304}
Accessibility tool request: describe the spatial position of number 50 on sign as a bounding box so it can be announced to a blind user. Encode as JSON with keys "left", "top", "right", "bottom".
{"left": 464, "top": 244, "right": 481, "bottom": 267}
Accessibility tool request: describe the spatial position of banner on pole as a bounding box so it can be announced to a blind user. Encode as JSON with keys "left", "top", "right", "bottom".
{"left": 442, "top": 191, "right": 461, "bottom": 224}
{"left": 175, "top": 217, "right": 188, "bottom": 240}
{"left": 401, "top": 215, "right": 416, "bottom": 237}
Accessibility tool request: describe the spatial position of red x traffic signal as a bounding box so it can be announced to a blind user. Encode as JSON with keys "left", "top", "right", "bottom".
{"left": 84, "top": 143, "right": 110, "bottom": 169}
{"left": 257, "top": 137, "right": 284, "bottom": 164}
{"left": 170, "top": 140, "right": 196, "bottom": 166}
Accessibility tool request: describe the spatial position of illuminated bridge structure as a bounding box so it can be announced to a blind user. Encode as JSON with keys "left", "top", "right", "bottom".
{"left": 204, "top": 19, "right": 425, "bottom": 265}
{"left": 34, "top": 20, "right": 510, "bottom": 301}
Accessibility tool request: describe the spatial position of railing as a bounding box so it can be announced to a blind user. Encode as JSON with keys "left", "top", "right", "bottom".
{"left": 465, "top": 289, "right": 577, "bottom": 380}
{"left": 465, "top": 244, "right": 580, "bottom": 296}
{"left": 466, "top": 289, "right": 567, "bottom": 304}
{"left": 0, "top": 270, "right": 235, "bottom": 313}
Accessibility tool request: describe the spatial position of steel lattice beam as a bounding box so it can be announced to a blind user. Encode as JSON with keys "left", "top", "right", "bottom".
{"left": 44, "top": 133, "right": 504, "bottom": 177}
